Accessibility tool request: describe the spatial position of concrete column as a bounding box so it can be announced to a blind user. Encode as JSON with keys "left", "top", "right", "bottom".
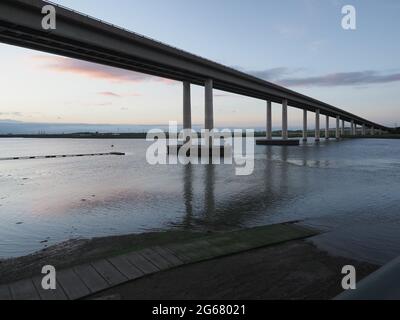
{"left": 325, "top": 115, "right": 330, "bottom": 140}
{"left": 315, "top": 109, "right": 320, "bottom": 142}
{"left": 336, "top": 116, "right": 340, "bottom": 140}
{"left": 371, "top": 126, "right": 375, "bottom": 135}
{"left": 266, "top": 101, "right": 272, "bottom": 140}
{"left": 362, "top": 124, "right": 366, "bottom": 136}
{"left": 351, "top": 120, "right": 355, "bottom": 136}
{"left": 282, "top": 99, "right": 288, "bottom": 140}
{"left": 303, "top": 109, "right": 308, "bottom": 142}
{"left": 183, "top": 82, "right": 192, "bottom": 130}
{"left": 205, "top": 79, "right": 214, "bottom": 130}
{"left": 341, "top": 119, "right": 345, "bottom": 136}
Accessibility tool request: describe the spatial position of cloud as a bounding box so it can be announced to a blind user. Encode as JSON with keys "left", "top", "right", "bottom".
{"left": 277, "top": 71, "right": 400, "bottom": 87}
{"left": 31, "top": 55, "right": 176, "bottom": 85}
{"left": 247, "top": 67, "right": 400, "bottom": 87}
{"left": 32, "top": 55, "right": 400, "bottom": 88}
{"left": 98, "top": 91, "right": 121, "bottom": 98}
{"left": 0, "top": 112, "right": 23, "bottom": 117}
{"left": 84, "top": 102, "right": 113, "bottom": 107}
{"left": 248, "top": 67, "right": 304, "bottom": 81}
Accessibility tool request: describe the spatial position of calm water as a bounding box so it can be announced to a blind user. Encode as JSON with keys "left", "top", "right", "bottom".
{"left": 1, "top": 138, "right": 400, "bottom": 264}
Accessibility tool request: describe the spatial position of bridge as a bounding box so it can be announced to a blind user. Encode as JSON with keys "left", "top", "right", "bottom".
{"left": 0, "top": 0, "right": 390, "bottom": 142}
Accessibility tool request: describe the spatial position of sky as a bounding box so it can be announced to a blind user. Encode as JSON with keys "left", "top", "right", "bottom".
{"left": 0, "top": 0, "right": 399, "bottom": 129}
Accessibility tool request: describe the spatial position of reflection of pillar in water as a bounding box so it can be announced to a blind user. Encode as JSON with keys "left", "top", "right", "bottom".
{"left": 264, "top": 146, "right": 274, "bottom": 194}
{"left": 279, "top": 147, "right": 289, "bottom": 194}
{"left": 302, "top": 140, "right": 310, "bottom": 167}
{"left": 204, "top": 164, "right": 216, "bottom": 218}
{"left": 182, "top": 164, "right": 193, "bottom": 228}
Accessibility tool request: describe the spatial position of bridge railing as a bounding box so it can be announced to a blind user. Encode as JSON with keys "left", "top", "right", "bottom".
{"left": 43, "top": 0, "right": 236, "bottom": 72}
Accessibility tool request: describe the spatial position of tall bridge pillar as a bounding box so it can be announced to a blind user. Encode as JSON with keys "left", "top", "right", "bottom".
{"left": 266, "top": 101, "right": 272, "bottom": 140}
{"left": 362, "top": 124, "right": 366, "bottom": 136}
{"left": 183, "top": 82, "right": 192, "bottom": 131}
{"left": 325, "top": 115, "right": 330, "bottom": 140}
{"left": 336, "top": 116, "right": 340, "bottom": 140}
{"left": 341, "top": 119, "right": 345, "bottom": 136}
{"left": 303, "top": 109, "right": 308, "bottom": 142}
{"left": 282, "top": 99, "right": 288, "bottom": 140}
{"left": 315, "top": 109, "right": 320, "bottom": 142}
{"left": 371, "top": 126, "right": 375, "bottom": 135}
{"left": 205, "top": 79, "right": 214, "bottom": 130}
{"left": 351, "top": 120, "right": 355, "bottom": 136}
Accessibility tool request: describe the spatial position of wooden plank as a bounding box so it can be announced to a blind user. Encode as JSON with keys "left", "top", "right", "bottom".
{"left": 32, "top": 277, "right": 68, "bottom": 300}
{"left": 74, "top": 264, "right": 109, "bottom": 293}
{"left": 107, "top": 255, "right": 144, "bottom": 280}
{"left": 0, "top": 284, "right": 12, "bottom": 300}
{"left": 163, "top": 244, "right": 193, "bottom": 263}
{"left": 91, "top": 259, "right": 127, "bottom": 286}
{"left": 9, "top": 279, "right": 40, "bottom": 300}
{"left": 125, "top": 251, "right": 160, "bottom": 274}
{"left": 139, "top": 248, "right": 174, "bottom": 270}
{"left": 152, "top": 246, "right": 184, "bottom": 267}
{"left": 57, "top": 269, "right": 90, "bottom": 300}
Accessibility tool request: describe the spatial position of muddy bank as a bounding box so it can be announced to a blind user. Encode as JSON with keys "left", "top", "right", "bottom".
{"left": 0, "top": 227, "right": 378, "bottom": 300}
{"left": 89, "top": 240, "right": 379, "bottom": 300}
{"left": 0, "top": 230, "right": 209, "bottom": 284}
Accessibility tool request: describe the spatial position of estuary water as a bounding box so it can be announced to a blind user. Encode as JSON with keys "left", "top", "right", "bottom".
{"left": 0, "top": 138, "right": 400, "bottom": 264}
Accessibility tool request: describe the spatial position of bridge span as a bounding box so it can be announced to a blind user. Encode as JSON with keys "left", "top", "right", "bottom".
{"left": 0, "top": 0, "right": 390, "bottom": 141}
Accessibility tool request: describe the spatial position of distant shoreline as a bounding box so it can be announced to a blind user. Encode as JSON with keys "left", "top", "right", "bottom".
{"left": 0, "top": 132, "right": 299, "bottom": 139}
{"left": 1, "top": 132, "right": 400, "bottom": 139}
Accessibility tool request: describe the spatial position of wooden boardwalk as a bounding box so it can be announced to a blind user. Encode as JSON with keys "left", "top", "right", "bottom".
{"left": 0, "top": 223, "right": 318, "bottom": 300}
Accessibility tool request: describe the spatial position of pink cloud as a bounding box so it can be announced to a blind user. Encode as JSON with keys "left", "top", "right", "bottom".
{"left": 98, "top": 91, "right": 121, "bottom": 97}
{"left": 31, "top": 55, "right": 177, "bottom": 85}
{"left": 98, "top": 91, "right": 142, "bottom": 98}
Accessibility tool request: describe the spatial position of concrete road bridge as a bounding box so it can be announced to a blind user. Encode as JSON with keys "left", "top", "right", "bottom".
{"left": 0, "top": 0, "right": 390, "bottom": 143}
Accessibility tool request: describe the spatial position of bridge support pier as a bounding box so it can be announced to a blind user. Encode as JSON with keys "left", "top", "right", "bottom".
{"left": 371, "top": 126, "right": 375, "bottom": 135}
{"left": 362, "top": 124, "right": 366, "bottom": 136}
{"left": 205, "top": 79, "right": 214, "bottom": 130}
{"left": 336, "top": 116, "right": 340, "bottom": 140}
{"left": 315, "top": 109, "right": 320, "bottom": 142}
{"left": 303, "top": 109, "right": 308, "bottom": 142}
{"left": 257, "top": 99, "right": 299, "bottom": 146}
{"left": 183, "top": 82, "right": 192, "bottom": 132}
{"left": 351, "top": 120, "right": 355, "bottom": 136}
{"left": 325, "top": 115, "right": 330, "bottom": 140}
{"left": 282, "top": 99, "right": 288, "bottom": 140}
{"left": 266, "top": 101, "right": 272, "bottom": 140}
{"left": 341, "top": 119, "right": 345, "bottom": 136}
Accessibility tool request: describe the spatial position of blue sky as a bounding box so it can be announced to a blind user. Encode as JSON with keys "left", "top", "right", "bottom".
{"left": 0, "top": 0, "right": 399, "bottom": 128}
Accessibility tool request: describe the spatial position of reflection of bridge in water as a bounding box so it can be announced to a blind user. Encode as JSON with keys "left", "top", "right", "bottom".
{"left": 177, "top": 142, "right": 353, "bottom": 231}
{"left": 178, "top": 147, "right": 306, "bottom": 230}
